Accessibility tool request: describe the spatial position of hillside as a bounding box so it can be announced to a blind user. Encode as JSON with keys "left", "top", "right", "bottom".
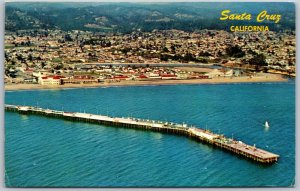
{"left": 5, "top": 2, "right": 295, "bottom": 33}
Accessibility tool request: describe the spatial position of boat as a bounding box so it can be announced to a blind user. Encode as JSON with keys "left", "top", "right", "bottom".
{"left": 265, "top": 121, "right": 270, "bottom": 128}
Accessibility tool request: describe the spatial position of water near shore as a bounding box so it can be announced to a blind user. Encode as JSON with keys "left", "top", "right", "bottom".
{"left": 4, "top": 73, "right": 287, "bottom": 91}
{"left": 5, "top": 81, "right": 295, "bottom": 187}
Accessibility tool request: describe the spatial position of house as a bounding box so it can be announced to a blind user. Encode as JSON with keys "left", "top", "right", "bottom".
{"left": 33, "top": 70, "right": 51, "bottom": 78}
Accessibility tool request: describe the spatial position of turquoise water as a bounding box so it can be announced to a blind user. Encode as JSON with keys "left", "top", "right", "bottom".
{"left": 5, "top": 81, "right": 295, "bottom": 187}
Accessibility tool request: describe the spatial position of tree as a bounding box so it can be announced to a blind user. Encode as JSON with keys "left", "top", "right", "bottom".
{"left": 54, "top": 63, "right": 64, "bottom": 70}
{"left": 64, "top": 34, "right": 73, "bottom": 42}
{"left": 170, "top": 45, "right": 176, "bottom": 52}
{"left": 199, "top": 51, "right": 212, "bottom": 57}
{"left": 16, "top": 54, "right": 24, "bottom": 61}
{"left": 28, "top": 54, "right": 33, "bottom": 61}
{"left": 5, "top": 52, "right": 9, "bottom": 61}
{"left": 162, "top": 47, "right": 169, "bottom": 52}
{"left": 225, "top": 45, "right": 245, "bottom": 58}
{"left": 248, "top": 54, "right": 267, "bottom": 66}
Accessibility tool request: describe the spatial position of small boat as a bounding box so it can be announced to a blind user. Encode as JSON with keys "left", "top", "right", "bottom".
{"left": 265, "top": 121, "right": 270, "bottom": 128}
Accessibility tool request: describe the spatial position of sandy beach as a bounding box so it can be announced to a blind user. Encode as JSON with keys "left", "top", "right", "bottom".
{"left": 5, "top": 73, "right": 287, "bottom": 91}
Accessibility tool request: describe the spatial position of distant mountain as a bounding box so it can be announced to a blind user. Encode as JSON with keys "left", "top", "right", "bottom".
{"left": 5, "top": 2, "right": 295, "bottom": 33}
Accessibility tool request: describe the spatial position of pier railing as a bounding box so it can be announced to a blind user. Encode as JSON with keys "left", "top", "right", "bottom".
{"left": 5, "top": 104, "right": 279, "bottom": 164}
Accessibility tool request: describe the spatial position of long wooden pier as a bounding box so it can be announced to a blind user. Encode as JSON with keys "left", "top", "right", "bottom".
{"left": 5, "top": 104, "right": 279, "bottom": 164}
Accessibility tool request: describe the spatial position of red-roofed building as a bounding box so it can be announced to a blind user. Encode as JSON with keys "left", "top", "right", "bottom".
{"left": 139, "top": 74, "right": 148, "bottom": 78}
{"left": 61, "top": 75, "right": 102, "bottom": 84}
{"left": 136, "top": 74, "right": 148, "bottom": 80}
{"left": 39, "top": 76, "right": 65, "bottom": 85}
{"left": 112, "top": 75, "right": 129, "bottom": 80}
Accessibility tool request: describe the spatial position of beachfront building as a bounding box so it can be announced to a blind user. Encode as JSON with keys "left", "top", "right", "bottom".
{"left": 111, "top": 75, "right": 130, "bottom": 80}
{"left": 39, "top": 76, "right": 64, "bottom": 85}
{"left": 205, "top": 69, "right": 233, "bottom": 78}
{"left": 61, "top": 76, "right": 100, "bottom": 84}
{"left": 176, "top": 73, "right": 188, "bottom": 79}
{"left": 224, "top": 69, "right": 233, "bottom": 77}
{"left": 205, "top": 69, "right": 223, "bottom": 78}
{"left": 148, "top": 73, "right": 161, "bottom": 80}
{"left": 160, "top": 74, "right": 178, "bottom": 80}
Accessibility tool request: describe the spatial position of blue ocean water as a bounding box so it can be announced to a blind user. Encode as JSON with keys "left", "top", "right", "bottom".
{"left": 5, "top": 81, "right": 295, "bottom": 187}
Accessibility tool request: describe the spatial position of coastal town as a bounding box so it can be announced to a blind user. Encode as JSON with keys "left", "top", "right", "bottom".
{"left": 4, "top": 2, "right": 296, "bottom": 188}
{"left": 4, "top": 29, "right": 295, "bottom": 89}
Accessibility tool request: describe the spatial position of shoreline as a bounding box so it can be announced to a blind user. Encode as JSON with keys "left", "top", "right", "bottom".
{"left": 5, "top": 74, "right": 288, "bottom": 91}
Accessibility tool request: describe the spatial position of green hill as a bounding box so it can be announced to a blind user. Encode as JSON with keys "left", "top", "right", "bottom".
{"left": 5, "top": 2, "right": 295, "bottom": 33}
